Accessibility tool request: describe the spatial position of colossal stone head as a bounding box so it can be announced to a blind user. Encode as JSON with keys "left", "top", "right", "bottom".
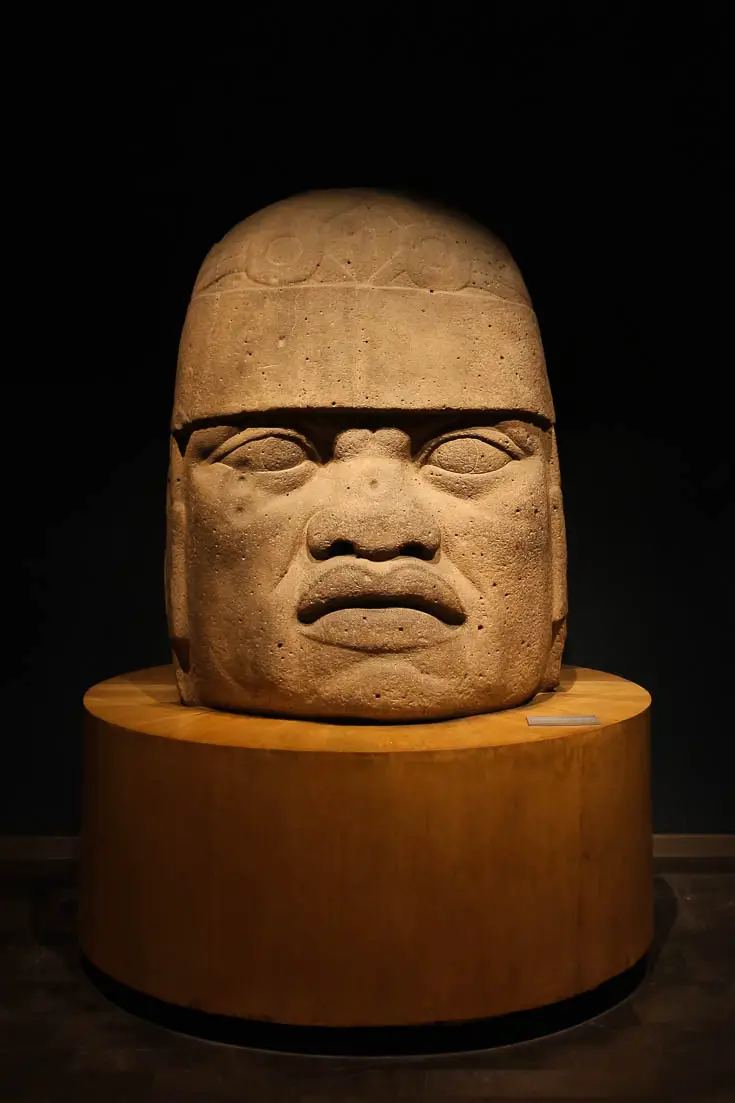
{"left": 166, "top": 189, "right": 567, "bottom": 720}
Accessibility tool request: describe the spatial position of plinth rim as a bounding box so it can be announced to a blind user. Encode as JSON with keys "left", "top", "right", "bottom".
{"left": 83, "top": 664, "right": 651, "bottom": 754}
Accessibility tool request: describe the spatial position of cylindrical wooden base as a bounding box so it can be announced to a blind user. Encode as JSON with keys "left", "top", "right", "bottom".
{"left": 80, "top": 665, "right": 652, "bottom": 1028}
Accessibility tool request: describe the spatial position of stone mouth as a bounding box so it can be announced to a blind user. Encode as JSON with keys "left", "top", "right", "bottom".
{"left": 296, "top": 564, "right": 466, "bottom": 628}
{"left": 298, "top": 592, "right": 465, "bottom": 626}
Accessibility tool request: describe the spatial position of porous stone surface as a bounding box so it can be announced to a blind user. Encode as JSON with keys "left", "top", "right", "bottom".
{"left": 166, "top": 189, "right": 567, "bottom": 720}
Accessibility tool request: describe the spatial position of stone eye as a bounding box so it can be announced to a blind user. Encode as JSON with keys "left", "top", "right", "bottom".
{"left": 424, "top": 436, "right": 512, "bottom": 474}
{"left": 223, "top": 435, "right": 310, "bottom": 471}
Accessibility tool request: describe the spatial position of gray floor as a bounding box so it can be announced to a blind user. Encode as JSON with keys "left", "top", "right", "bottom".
{"left": 1, "top": 858, "right": 734, "bottom": 1101}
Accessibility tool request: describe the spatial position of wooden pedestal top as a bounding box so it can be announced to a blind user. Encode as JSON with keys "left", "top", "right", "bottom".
{"left": 84, "top": 664, "right": 651, "bottom": 753}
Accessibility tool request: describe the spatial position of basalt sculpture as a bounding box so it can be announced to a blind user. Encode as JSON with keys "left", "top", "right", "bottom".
{"left": 166, "top": 189, "right": 567, "bottom": 720}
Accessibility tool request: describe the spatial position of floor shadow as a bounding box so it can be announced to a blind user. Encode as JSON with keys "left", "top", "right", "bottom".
{"left": 81, "top": 952, "right": 649, "bottom": 1058}
{"left": 25, "top": 860, "right": 79, "bottom": 972}
{"left": 648, "top": 874, "right": 679, "bottom": 974}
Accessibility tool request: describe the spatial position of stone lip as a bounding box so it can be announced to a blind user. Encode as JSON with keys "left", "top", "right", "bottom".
{"left": 299, "top": 607, "right": 461, "bottom": 654}
{"left": 296, "top": 561, "right": 467, "bottom": 654}
{"left": 296, "top": 562, "right": 466, "bottom": 627}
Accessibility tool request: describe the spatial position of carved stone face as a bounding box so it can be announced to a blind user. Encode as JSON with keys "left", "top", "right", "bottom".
{"left": 167, "top": 190, "right": 566, "bottom": 720}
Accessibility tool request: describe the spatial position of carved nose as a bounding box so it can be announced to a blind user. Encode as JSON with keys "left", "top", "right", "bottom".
{"left": 307, "top": 510, "right": 440, "bottom": 563}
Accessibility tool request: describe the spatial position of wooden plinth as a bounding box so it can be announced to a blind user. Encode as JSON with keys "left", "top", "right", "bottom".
{"left": 80, "top": 665, "right": 652, "bottom": 1028}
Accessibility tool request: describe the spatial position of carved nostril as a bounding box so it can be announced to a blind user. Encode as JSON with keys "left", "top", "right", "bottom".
{"left": 401, "top": 541, "right": 437, "bottom": 562}
{"left": 311, "top": 538, "right": 437, "bottom": 563}
{"left": 312, "top": 538, "right": 356, "bottom": 561}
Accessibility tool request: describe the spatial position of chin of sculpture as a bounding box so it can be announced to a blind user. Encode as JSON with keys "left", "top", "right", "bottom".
{"left": 165, "top": 189, "right": 567, "bottom": 721}
{"left": 80, "top": 189, "right": 652, "bottom": 1037}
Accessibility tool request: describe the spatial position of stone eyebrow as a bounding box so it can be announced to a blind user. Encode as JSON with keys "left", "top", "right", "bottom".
{"left": 173, "top": 408, "right": 552, "bottom": 456}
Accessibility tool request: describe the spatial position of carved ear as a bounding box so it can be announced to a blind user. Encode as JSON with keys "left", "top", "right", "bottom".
{"left": 165, "top": 435, "right": 192, "bottom": 696}
{"left": 540, "top": 427, "right": 567, "bottom": 690}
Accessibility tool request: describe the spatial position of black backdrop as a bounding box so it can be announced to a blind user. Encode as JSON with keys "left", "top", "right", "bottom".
{"left": 4, "top": 8, "right": 732, "bottom": 833}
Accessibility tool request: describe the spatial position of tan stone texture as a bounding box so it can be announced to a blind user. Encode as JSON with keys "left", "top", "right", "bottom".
{"left": 166, "top": 190, "right": 567, "bottom": 720}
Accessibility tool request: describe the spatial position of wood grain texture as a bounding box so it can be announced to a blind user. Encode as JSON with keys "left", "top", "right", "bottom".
{"left": 79, "top": 664, "right": 653, "bottom": 1027}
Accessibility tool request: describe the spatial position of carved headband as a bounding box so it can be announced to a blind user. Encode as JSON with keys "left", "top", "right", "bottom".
{"left": 193, "top": 200, "right": 531, "bottom": 306}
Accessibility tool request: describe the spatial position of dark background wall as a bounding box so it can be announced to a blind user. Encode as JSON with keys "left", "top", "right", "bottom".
{"left": 3, "top": 8, "right": 731, "bottom": 833}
